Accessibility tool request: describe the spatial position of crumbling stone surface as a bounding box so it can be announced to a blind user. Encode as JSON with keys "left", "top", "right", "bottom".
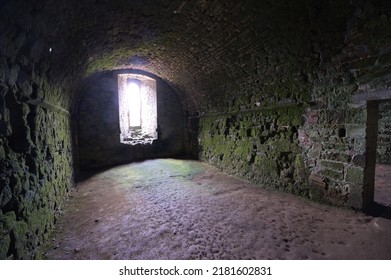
{"left": 0, "top": 1, "right": 73, "bottom": 259}
{"left": 199, "top": 107, "right": 308, "bottom": 196}
{"left": 0, "top": 89, "right": 73, "bottom": 259}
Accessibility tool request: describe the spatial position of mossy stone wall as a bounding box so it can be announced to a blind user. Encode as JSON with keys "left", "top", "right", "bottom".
{"left": 0, "top": 1, "right": 74, "bottom": 259}
{"left": 199, "top": 106, "right": 309, "bottom": 196}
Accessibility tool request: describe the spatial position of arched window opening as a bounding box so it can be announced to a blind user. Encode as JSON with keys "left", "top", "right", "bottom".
{"left": 118, "top": 74, "right": 157, "bottom": 145}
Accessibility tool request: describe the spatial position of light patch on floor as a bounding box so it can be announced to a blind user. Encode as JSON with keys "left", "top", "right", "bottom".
{"left": 45, "top": 159, "right": 391, "bottom": 259}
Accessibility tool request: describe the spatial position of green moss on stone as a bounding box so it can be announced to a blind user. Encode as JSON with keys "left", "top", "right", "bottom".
{"left": 0, "top": 234, "right": 10, "bottom": 259}
{"left": 12, "top": 220, "right": 28, "bottom": 259}
{"left": 199, "top": 104, "right": 308, "bottom": 201}
{"left": 276, "top": 106, "right": 305, "bottom": 126}
{"left": 233, "top": 139, "right": 252, "bottom": 158}
{"left": 0, "top": 211, "right": 16, "bottom": 230}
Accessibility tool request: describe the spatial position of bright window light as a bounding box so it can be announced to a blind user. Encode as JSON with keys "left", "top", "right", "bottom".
{"left": 118, "top": 74, "right": 158, "bottom": 145}
{"left": 126, "top": 79, "right": 141, "bottom": 127}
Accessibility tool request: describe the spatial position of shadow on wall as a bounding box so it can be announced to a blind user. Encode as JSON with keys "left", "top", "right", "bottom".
{"left": 74, "top": 70, "right": 188, "bottom": 170}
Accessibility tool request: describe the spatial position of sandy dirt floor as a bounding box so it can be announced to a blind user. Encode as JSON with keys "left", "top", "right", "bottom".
{"left": 375, "top": 164, "right": 391, "bottom": 207}
{"left": 44, "top": 159, "right": 391, "bottom": 260}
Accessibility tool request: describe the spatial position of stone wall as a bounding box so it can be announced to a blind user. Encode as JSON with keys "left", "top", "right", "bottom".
{"left": 76, "top": 71, "right": 186, "bottom": 169}
{"left": 199, "top": 1, "right": 391, "bottom": 209}
{"left": 298, "top": 103, "right": 368, "bottom": 208}
{"left": 377, "top": 101, "right": 391, "bottom": 164}
{"left": 0, "top": 104, "right": 73, "bottom": 259}
{"left": 199, "top": 106, "right": 307, "bottom": 194}
{"left": 0, "top": 1, "right": 74, "bottom": 259}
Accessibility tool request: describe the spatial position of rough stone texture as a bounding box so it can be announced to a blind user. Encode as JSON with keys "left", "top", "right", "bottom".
{"left": 377, "top": 101, "right": 391, "bottom": 164}
{"left": 1, "top": 1, "right": 74, "bottom": 259}
{"left": 77, "top": 71, "right": 185, "bottom": 169}
{"left": 198, "top": 0, "right": 391, "bottom": 209}
{"left": 1, "top": 0, "right": 391, "bottom": 259}
{"left": 0, "top": 85, "right": 73, "bottom": 259}
{"left": 199, "top": 106, "right": 307, "bottom": 196}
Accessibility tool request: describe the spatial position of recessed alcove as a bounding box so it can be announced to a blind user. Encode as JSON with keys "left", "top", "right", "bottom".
{"left": 118, "top": 73, "right": 158, "bottom": 145}
{"left": 76, "top": 71, "right": 185, "bottom": 169}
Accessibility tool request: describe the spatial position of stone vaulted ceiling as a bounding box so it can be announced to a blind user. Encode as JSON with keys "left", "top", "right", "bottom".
{"left": 2, "top": 0, "right": 390, "bottom": 114}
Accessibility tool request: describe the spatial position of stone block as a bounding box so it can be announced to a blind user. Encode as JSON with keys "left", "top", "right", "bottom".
{"left": 321, "top": 160, "right": 344, "bottom": 172}
{"left": 294, "top": 154, "right": 308, "bottom": 181}
{"left": 323, "top": 152, "right": 352, "bottom": 163}
{"left": 0, "top": 233, "right": 10, "bottom": 259}
{"left": 309, "top": 173, "right": 326, "bottom": 188}
{"left": 327, "top": 110, "right": 346, "bottom": 124}
{"left": 346, "top": 125, "right": 366, "bottom": 138}
{"left": 308, "top": 145, "right": 321, "bottom": 158}
{"left": 353, "top": 139, "right": 366, "bottom": 153}
{"left": 321, "top": 168, "right": 344, "bottom": 180}
{"left": 345, "top": 166, "right": 364, "bottom": 185}
{"left": 333, "top": 142, "right": 350, "bottom": 151}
